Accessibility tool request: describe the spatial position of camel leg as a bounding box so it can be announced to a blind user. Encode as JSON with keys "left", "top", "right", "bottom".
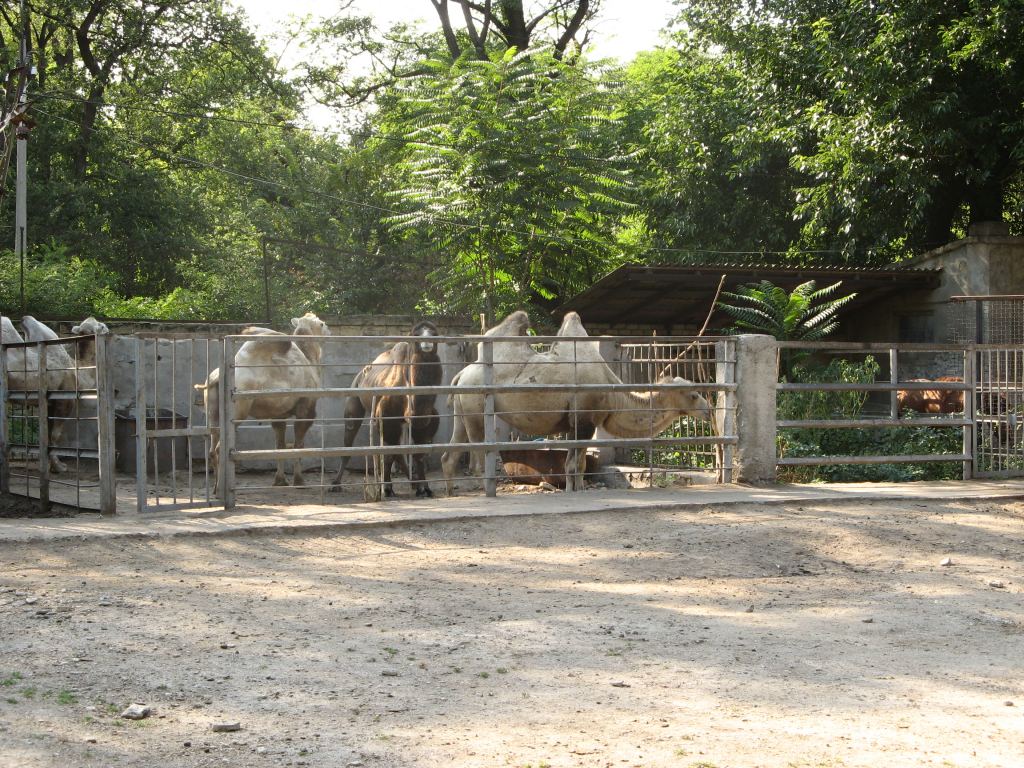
{"left": 209, "top": 428, "right": 221, "bottom": 496}
{"left": 291, "top": 400, "right": 316, "bottom": 487}
{"left": 411, "top": 409, "right": 439, "bottom": 498}
{"left": 331, "top": 396, "right": 365, "bottom": 491}
{"left": 442, "top": 411, "right": 468, "bottom": 497}
{"left": 380, "top": 406, "right": 404, "bottom": 498}
{"left": 564, "top": 419, "right": 594, "bottom": 492}
{"left": 47, "top": 399, "right": 70, "bottom": 474}
{"left": 271, "top": 421, "right": 288, "bottom": 486}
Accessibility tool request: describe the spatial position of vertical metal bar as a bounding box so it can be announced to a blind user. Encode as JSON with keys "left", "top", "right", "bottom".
{"left": 96, "top": 334, "right": 117, "bottom": 515}
{"left": 889, "top": 347, "right": 899, "bottom": 419}
{"left": 152, "top": 341, "right": 160, "bottom": 502}
{"left": 36, "top": 341, "right": 49, "bottom": 514}
{"left": 647, "top": 334, "right": 655, "bottom": 488}
{"left": 716, "top": 340, "right": 735, "bottom": 483}
{"left": 221, "top": 336, "right": 236, "bottom": 509}
{"left": 135, "top": 337, "right": 147, "bottom": 513}
{"left": 170, "top": 337, "right": 177, "bottom": 504}
{"left": 482, "top": 337, "right": 496, "bottom": 498}
{"left": 72, "top": 337, "right": 81, "bottom": 510}
{"left": 187, "top": 338, "right": 194, "bottom": 504}
{"left": 0, "top": 333, "right": 9, "bottom": 495}
{"left": 962, "top": 346, "right": 974, "bottom": 481}
{"left": 204, "top": 338, "right": 212, "bottom": 503}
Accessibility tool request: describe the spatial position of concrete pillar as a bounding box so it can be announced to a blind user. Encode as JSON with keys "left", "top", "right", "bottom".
{"left": 733, "top": 334, "right": 777, "bottom": 483}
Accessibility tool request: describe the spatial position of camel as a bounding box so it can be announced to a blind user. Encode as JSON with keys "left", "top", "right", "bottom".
{"left": 442, "top": 310, "right": 713, "bottom": 494}
{"left": 330, "top": 321, "right": 442, "bottom": 498}
{"left": 195, "top": 312, "right": 330, "bottom": 493}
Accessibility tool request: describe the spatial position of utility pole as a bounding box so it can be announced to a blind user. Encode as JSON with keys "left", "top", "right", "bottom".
{"left": 13, "top": 0, "right": 32, "bottom": 283}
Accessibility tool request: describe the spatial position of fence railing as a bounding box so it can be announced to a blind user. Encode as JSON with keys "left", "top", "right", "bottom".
{"left": 218, "top": 333, "right": 738, "bottom": 508}
{"left": 775, "top": 341, "right": 974, "bottom": 479}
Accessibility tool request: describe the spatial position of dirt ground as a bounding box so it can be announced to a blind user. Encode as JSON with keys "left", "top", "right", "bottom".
{"left": 1, "top": 497, "right": 1022, "bottom": 768}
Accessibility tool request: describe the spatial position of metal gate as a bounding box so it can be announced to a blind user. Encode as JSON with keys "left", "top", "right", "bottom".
{"left": 974, "top": 346, "right": 1024, "bottom": 477}
{"left": 133, "top": 334, "right": 221, "bottom": 511}
{"left": 1, "top": 331, "right": 116, "bottom": 514}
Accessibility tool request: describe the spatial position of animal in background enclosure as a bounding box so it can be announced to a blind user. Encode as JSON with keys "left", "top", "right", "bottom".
{"left": 442, "top": 310, "right": 713, "bottom": 495}
{"left": 196, "top": 313, "right": 331, "bottom": 494}
{"left": 331, "top": 321, "right": 442, "bottom": 498}
{"left": 897, "top": 377, "right": 965, "bottom": 414}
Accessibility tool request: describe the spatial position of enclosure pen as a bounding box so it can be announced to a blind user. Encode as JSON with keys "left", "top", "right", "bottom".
{"left": 215, "top": 331, "right": 737, "bottom": 508}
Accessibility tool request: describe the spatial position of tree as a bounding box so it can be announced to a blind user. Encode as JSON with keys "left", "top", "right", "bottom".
{"left": 296, "top": 1, "right": 604, "bottom": 110}
{"left": 617, "top": 46, "right": 801, "bottom": 259}
{"left": 381, "top": 48, "right": 635, "bottom": 319}
{"left": 678, "top": 0, "right": 1024, "bottom": 255}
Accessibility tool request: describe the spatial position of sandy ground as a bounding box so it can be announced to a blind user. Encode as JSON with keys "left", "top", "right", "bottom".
{"left": 1, "top": 497, "right": 1022, "bottom": 768}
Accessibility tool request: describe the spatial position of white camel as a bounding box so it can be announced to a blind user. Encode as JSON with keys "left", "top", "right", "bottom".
{"left": 196, "top": 312, "right": 330, "bottom": 493}
{"left": 442, "top": 310, "right": 712, "bottom": 494}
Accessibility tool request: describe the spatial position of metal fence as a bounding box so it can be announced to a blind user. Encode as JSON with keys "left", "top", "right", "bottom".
{"left": 0, "top": 332, "right": 115, "bottom": 513}
{"left": 776, "top": 341, "right": 973, "bottom": 477}
{"left": 132, "top": 333, "right": 223, "bottom": 512}
{"left": 217, "top": 333, "right": 738, "bottom": 508}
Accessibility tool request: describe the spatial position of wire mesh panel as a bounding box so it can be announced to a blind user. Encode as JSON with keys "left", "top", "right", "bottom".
{"left": 974, "top": 347, "right": 1024, "bottom": 477}
{"left": 0, "top": 330, "right": 114, "bottom": 513}
{"left": 616, "top": 339, "right": 732, "bottom": 479}
{"left": 952, "top": 296, "right": 1024, "bottom": 345}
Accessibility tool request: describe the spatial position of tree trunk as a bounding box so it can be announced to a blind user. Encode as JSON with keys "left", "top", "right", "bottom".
{"left": 966, "top": 177, "right": 1005, "bottom": 227}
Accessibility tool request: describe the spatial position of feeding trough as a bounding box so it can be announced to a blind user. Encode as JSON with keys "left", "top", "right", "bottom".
{"left": 500, "top": 446, "right": 599, "bottom": 489}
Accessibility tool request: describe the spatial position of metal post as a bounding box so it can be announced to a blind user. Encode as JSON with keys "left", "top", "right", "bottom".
{"left": 482, "top": 338, "right": 496, "bottom": 498}
{"left": 0, "top": 333, "right": 8, "bottom": 495}
{"left": 716, "top": 340, "right": 735, "bottom": 483}
{"left": 220, "top": 336, "right": 236, "bottom": 509}
{"left": 36, "top": 341, "right": 49, "bottom": 514}
{"left": 134, "top": 337, "right": 147, "bottom": 512}
{"left": 96, "top": 334, "right": 116, "bottom": 514}
{"left": 889, "top": 347, "right": 899, "bottom": 419}
{"left": 963, "top": 346, "right": 975, "bottom": 480}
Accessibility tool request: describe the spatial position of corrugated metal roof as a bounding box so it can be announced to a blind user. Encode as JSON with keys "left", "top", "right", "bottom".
{"left": 555, "top": 264, "right": 942, "bottom": 328}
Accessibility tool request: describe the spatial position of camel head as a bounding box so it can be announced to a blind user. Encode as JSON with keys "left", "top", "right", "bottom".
{"left": 411, "top": 320, "right": 440, "bottom": 355}
{"left": 662, "top": 375, "right": 713, "bottom": 423}
{"left": 71, "top": 317, "right": 110, "bottom": 336}
{"left": 291, "top": 312, "right": 331, "bottom": 337}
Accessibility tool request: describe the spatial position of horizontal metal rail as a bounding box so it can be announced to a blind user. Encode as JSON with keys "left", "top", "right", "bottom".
{"left": 5, "top": 391, "right": 98, "bottom": 401}
{"left": 233, "top": 382, "right": 734, "bottom": 400}
{"left": 234, "top": 435, "right": 737, "bottom": 462}
{"left": 778, "top": 453, "right": 971, "bottom": 466}
{"left": 778, "top": 418, "right": 971, "bottom": 429}
{"left": 223, "top": 332, "right": 736, "bottom": 345}
{"left": 778, "top": 382, "right": 969, "bottom": 392}
{"left": 777, "top": 341, "right": 970, "bottom": 351}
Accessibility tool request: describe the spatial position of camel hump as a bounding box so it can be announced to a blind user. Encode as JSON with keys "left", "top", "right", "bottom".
{"left": 486, "top": 310, "right": 531, "bottom": 337}
{"left": 238, "top": 328, "right": 293, "bottom": 357}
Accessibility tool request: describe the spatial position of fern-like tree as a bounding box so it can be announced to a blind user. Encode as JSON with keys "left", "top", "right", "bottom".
{"left": 381, "top": 47, "right": 636, "bottom": 319}
{"left": 717, "top": 280, "right": 856, "bottom": 341}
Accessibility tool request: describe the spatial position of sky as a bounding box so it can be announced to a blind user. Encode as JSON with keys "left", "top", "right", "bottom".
{"left": 232, "top": 0, "right": 678, "bottom": 63}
